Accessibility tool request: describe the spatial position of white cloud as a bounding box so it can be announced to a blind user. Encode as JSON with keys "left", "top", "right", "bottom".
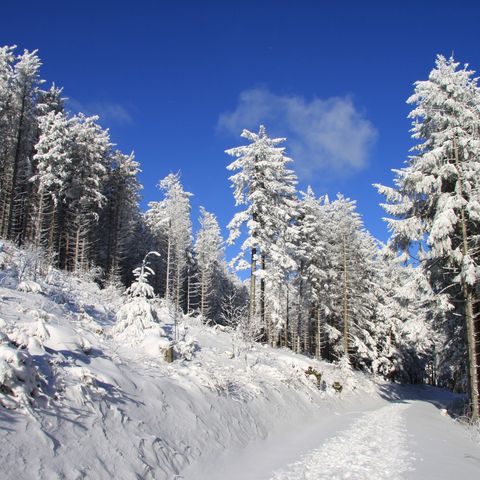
{"left": 218, "top": 87, "right": 377, "bottom": 179}
{"left": 67, "top": 98, "right": 133, "bottom": 125}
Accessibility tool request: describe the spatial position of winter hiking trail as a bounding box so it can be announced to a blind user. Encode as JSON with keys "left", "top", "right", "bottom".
{"left": 270, "top": 402, "right": 411, "bottom": 480}
{"left": 183, "top": 385, "right": 480, "bottom": 480}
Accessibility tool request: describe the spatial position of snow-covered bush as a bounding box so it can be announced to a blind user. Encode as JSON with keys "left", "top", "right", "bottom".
{"left": 18, "top": 280, "right": 43, "bottom": 294}
{"left": 0, "top": 331, "right": 39, "bottom": 410}
{"left": 34, "top": 315, "right": 50, "bottom": 343}
{"left": 98, "top": 280, "right": 124, "bottom": 314}
{"left": 79, "top": 336, "right": 92, "bottom": 354}
{"left": 14, "top": 244, "right": 49, "bottom": 283}
{"left": 77, "top": 264, "right": 104, "bottom": 284}
{"left": 174, "top": 338, "right": 200, "bottom": 361}
{"left": 305, "top": 366, "right": 322, "bottom": 388}
{"left": 221, "top": 291, "right": 258, "bottom": 357}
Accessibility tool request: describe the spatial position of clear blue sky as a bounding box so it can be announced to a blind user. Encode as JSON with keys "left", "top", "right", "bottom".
{"left": 2, "top": 0, "right": 480, "bottom": 257}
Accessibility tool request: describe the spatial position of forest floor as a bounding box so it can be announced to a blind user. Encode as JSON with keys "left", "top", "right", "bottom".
{"left": 0, "top": 245, "right": 479, "bottom": 479}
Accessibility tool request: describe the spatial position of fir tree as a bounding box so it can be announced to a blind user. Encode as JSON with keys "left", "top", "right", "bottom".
{"left": 145, "top": 173, "right": 193, "bottom": 309}
{"left": 112, "top": 251, "right": 162, "bottom": 341}
{"left": 226, "top": 125, "right": 298, "bottom": 343}
{"left": 376, "top": 55, "right": 480, "bottom": 418}
{"left": 194, "top": 207, "right": 225, "bottom": 321}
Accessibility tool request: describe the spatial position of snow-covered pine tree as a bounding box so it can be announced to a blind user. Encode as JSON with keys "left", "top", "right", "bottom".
{"left": 36, "top": 83, "right": 64, "bottom": 116}
{"left": 194, "top": 207, "right": 225, "bottom": 321}
{"left": 0, "top": 45, "right": 143, "bottom": 288}
{"left": 30, "top": 111, "right": 71, "bottom": 257}
{"left": 0, "top": 48, "right": 44, "bottom": 244}
{"left": 376, "top": 55, "right": 480, "bottom": 419}
{"left": 293, "top": 187, "right": 329, "bottom": 356}
{"left": 320, "top": 195, "right": 379, "bottom": 370}
{"left": 112, "top": 251, "right": 163, "bottom": 342}
{"left": 0, "top": 46, "right": 17, "bottom": 239}
{"left": 59, "top": 113, "right": 111, "bottom": 272}
{"left": 145, "top": 173, "right": 193, "bottom": 309}
{"left": 226, "top": 125, "right": 298, "bottom": 344}
{"left": 373, "top": 247, "right": 437, "bottom": 382}
{"left": 95, "top": 150, "right": 142, "bottom": 283}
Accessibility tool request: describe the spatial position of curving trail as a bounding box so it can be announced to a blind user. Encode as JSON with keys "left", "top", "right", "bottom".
{"left": 270, "top": 403, "right": 412, "bottom": 480}
{"left": 185, "top": 386, "right": 480, "bottom": 480}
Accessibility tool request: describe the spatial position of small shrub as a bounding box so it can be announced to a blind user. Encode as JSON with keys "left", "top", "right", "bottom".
{"left": 305, "top": 366, "right": 322, "bottom": 387}
{"left": 332, "top": 381, "right": 343, "bottom": 393}
{"left": 0, "top": 333, "right": 39, "bottom": 410}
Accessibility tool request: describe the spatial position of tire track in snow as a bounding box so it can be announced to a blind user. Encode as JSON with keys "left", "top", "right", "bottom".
{"left": 270, "top": 402, "right": 413, "bottom": 480}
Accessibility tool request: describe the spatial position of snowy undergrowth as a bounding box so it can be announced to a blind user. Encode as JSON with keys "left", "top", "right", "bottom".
{"left": 0, "top": 242, "right": 380, "bottom": 480}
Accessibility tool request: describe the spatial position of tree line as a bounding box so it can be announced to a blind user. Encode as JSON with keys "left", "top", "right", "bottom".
{"left": 0, "top": 45, "right": 245, "bottom": 322}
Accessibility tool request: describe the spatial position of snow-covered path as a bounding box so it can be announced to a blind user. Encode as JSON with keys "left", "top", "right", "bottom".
{"left": 270, "top": 402, "right": 411, "bottom": 480}
{"left": 185, "top": 386, "right": 480, "bottom": 480}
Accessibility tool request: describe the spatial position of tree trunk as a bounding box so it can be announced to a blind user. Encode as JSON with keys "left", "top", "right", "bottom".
{"left": 250, "top": 245, "right": 257, "bottom": 323}
{"left": 33, "top": 185, "right": 45, "bottom": 247}
{"left": 297, "top": 262, "right": 304, "bottom": 353}
{"left": 108, "top": 190, "right": 122, "bottom": 278}
{"left": 284, "top": 284, "right": 289, "bottom": 348}
{"left": 200, "top": 271, "right": 205, "bottom": 318}
{"left": 79, "top": 236, "right": 86, "bottom": 272}
{"left": 47, "top": 203, "right": 56, "bottom": 264}
{"left": 316, "top": 306, "right": 322, "bottom": 359}
{"left": 342, "top": 235, "right": 350, "bottom": 360}
{"left": 165, "top": 229, "right": 171, "bottom": 301}
{"left": 7, "top": 86, "right": 27, "bottom": 242}
{"left": 74, "top": 225, "right": 81, "bottom": 272}
{"left": 304, "top": 316, "right": 310, "bottom": 355}
{"left": 0, "top": 138, "right": 13, "bottom": 237}
{"left": 260, "top": 253, "right": 266, "bottom": 333}
{"left": 453, "top": 136, "right": 479, "bottom": 420}
{"left": 175, "top": 261, "right": 181, "bottom": 312}
{"left": 186, "top": 274, "right": 191, "bottom": 315}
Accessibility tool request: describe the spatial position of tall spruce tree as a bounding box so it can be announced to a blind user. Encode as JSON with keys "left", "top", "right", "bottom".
{"left": 322, "top": 195, "right": 380, "bottom": 368}
{"left": 293, "top": 187, "right": 329, "bottom": 356}
{"left": 0, "top": 48, "right": 43, "bottom": 244}
{"left": 226, "top": 125, "right": 298, "bottom": 344}
{"left": 376, "top": 55, "right": 480, "bottom": 419}
{"left": 194, "top": 207, "right": 225, "bottom": 321}
{"left": 96, "top": 150, "right": 142, "bottom": 282}
{"left": 145, "top": 173, "right": 192, "bottom": 309}
{"left": 61, "top": 113, "right": 111, "bottom": 271}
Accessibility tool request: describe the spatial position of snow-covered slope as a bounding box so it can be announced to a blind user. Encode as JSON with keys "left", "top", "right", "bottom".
{"left": 0, "top": 245, "right": 479, "bottom": 480}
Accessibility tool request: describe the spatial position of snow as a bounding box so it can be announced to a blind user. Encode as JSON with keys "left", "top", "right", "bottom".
{"left": 0, "top": 248, "right": 479, "bottom": 479}
{"left": 187, "top": 387, "right": 480, "bottom": 480}
{"left": 270, "top": 403, "right": 411, "bottom": 480}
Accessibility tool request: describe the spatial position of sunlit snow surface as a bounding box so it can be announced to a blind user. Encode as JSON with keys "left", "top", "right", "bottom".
{"left": 0, "top": 244, "right": 479, "bottom": 479}
{"left": 271, "top": 403, "right": 411, "bottom": 480}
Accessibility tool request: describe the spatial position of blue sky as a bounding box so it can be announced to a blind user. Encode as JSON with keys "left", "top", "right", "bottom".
{"left": 2, "top": 0, "right": 480, "bottom": 256}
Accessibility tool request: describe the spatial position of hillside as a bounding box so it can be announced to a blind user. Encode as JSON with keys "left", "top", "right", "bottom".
{"left": 0, "top": 243, "right": 479, "bottom": 479}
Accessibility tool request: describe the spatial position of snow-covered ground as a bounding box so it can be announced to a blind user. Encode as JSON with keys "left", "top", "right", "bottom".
{"left": 189, "top": 385, "right": 480, "bottom": 480}
{"left": 0, "top": 246, "right": 479, "bottom": 479}
{"left": 270, "top": 402, "right": 411, "bottom": 480}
